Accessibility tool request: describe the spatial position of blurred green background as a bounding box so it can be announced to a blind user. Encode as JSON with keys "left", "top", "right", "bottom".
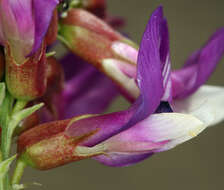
{"left": 24, "top": 0, "right": 224, "bottom": 189}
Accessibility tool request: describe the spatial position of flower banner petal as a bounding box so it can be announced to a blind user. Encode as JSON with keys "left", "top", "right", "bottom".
{"left": 125, "top": 6, "right": 170, "bottom": 129}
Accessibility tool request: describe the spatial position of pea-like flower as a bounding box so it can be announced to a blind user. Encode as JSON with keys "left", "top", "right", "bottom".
{"left": 0, "top": 0, "right": 59, "bottom": 100}
{"left": 111, "top": 7, "right": 224, "bottom": 128}
{"left": 18, "top": 6, "right": 213, "bottom": 169}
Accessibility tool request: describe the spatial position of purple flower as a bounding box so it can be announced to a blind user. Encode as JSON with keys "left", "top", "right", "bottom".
{"left": 0, "top": 0, "right": 59, "bottom": 63}
{"left": 18, "top": 6, "right": 222, "bottom": 169}
{"left": 66, "top": 6, "right": 223, "bottom": 167}
{"left": 111, "top": 7, "right": 224, "bottom": 129}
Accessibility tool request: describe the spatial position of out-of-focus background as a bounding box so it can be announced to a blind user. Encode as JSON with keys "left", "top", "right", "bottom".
{"left": 25, "top": 0, "right": 224, "bottom": 189}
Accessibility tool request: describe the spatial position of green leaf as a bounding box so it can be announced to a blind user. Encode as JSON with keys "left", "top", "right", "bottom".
{"left": 12, "top": 103, "right": 44, "bottom": 123}
{"left": 0, "top": 83, "right": 5, "bottom": 107}
{"left": 0, "top": 155, "right": 16, "bottom": 180}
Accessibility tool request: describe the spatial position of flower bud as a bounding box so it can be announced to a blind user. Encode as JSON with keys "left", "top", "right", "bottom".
{"left": 60, "top": 25, "right": 117, "bottom": 67}
{"left": 5, "top": 43, "right": 47, "bottom": 100}
{"left": 59, "top": 8, "right": 139, "bottom": 101}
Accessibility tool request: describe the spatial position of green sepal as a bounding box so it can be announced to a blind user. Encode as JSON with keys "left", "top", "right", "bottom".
{"left": 0, "top": 155, "right": 16, "bottom": 180}
{"left": 12, "top": 103, "right": 44, "bottom": 125}
{"left": 8, "top": 103, "right": 44, "bottom": 138}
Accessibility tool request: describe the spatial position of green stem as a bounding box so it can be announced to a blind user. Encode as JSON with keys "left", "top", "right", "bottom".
{"left": 1, "top": 94, "right": 12, "bottom": 159}
{"left": 2, "top": 100, "right": 26, "bottom": 160}
{"left": 11, "top": 159, "right": 26, "bottom": 185}
{"left": 0, "top": 93, "right": 13, "bottom": 190}
{"left": 0, "top": 98, "right": 27, "bottom": 190}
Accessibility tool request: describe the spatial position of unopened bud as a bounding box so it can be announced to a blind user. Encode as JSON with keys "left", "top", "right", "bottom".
{"left": 59, "top": 10, "right": 139, "bottom": 101}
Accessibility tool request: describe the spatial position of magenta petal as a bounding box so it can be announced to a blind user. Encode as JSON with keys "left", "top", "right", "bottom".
{"left": 94, "top": 153, "right": 153, "bottom": 167}
{"left": 172, "top": 28, "right": 224, "bottom": 99}
{"left": 29, "top": 0, "right": 59, "bottom": 55}
{"left": 1, "top": 0, "right": 34, "bottom": 41}
{"left": 0, "top": 0, "right": 35, "bottom": 55}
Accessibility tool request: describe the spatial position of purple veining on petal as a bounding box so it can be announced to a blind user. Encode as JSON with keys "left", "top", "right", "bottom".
{"left": 124, "top": 6, "right": 166, "bottom": 128}
{"left": 160, "top": 19, "right": 172, "bottom": 101}
{"left": 172, "top": 28, "right": 224, "bottom": 99}
{"left": 29, "top": 0, "right": 59, "bottom": 55}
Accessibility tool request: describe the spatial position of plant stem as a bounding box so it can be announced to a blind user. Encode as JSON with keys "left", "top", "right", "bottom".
{"left": 11, "top": 159, "right": 26, "bottom": 185}
{"left": 0, "top": 97, "right": 27, "bottom": 190}
{"left": 0, "top": 93, "right": 13, "bottom": 190}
